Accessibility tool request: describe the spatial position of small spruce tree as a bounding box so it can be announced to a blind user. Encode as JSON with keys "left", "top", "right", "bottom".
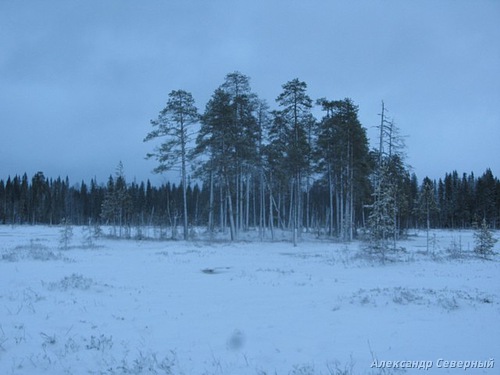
{"left": 59, "top": 218, "right": 73, "bottom": 250}
{"left": 81, "top": 220, "right": 96, "bottom": 249}
{"left": 473, "top": 218, "right": 497, "bottom": 258}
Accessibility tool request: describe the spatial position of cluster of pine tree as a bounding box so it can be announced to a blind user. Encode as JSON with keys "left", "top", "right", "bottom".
{"left": 1, "top": 72, "right": 498, "bottom": 240}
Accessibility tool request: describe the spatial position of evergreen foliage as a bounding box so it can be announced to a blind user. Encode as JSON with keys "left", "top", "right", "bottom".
{"left": 59, "top": 218, "right": 73, "bottom": 250}
{"left": 473, "top": 218, "right": 498, "bottom": 258}
{"left": 368, "top": 160, "right": 397, "bottom": 253}
{"left": 192, "top": 72, "right": 262, "bottom": 240}
{"left": 418, "top": 177, "right": 439, "bottom": 253}
{"left": 316, "top": 98, "right": 371, "bottom": 240}
{"left": 101, "top": 163, "right": 133, "bottom": 237}
{"left": 0, "top": 169, "right": 497, "bottom": 235}
{"left": 273, "top": 78, "right": 314, "bottom": 245}
{"left": 144, "top": 90, "right": 199, "bottom": 240}
{"left": 368, "top": 102, "right": 409, "bottom": 253}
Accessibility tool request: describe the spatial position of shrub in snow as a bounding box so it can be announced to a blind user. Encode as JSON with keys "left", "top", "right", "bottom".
{"left": 46, "top": 273, "right": 93, "bottom": 291}
{"left": 437, "top": 296, "right": 459, "bottom": 311}
{"left": 2, "top": 240, "right": 61, "bottom": 262}
{"left": 134, "top": 224, "right": 145, "bottom": 240}
{"left": 93, "top": 222, "right": 103, "bottom": 238}
{"left": 86, "top": 334, "right": 113, "bottom": 352}
{"left": 326, "top": 357, "right": 356, "bottom": 375}
{"left": 289, "top": 364, "right": 317, "bottom": 375}
{"left": 117, "top": 350, "right": 179, "bottom": 374}
{"left": 81, "top": 225, "right": 95, "bottom": 249}
{"left": 392, "top": 287, "right": 423, "bottom": 305}
{"left": 446, "top": 236, "right": 464, "bottom": 259}
{"left": 0, "top": 326, "right": 7, "bottom": 352}
{"left": 40, "top": 332, "right": 57, "bottom": 347}
{"left": 64, "top": 337, "right": 80, "bottom": 354}
{"left": 189, "top": 226, "right": 198, "bottom": 240}
{"left": 27, "top": 241, "right": 60, "bottom": 261}
{"left": 171, "top": 225, "right": 179, "bottom": 240}
{"left": 473, "top": 219, "right": 497, "bottom": 258}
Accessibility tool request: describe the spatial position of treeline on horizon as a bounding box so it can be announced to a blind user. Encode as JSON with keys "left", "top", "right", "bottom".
{"left": 1, "top": 71, "right": 499, "bottom": 238}
{"left": 1, "top": 168, "right": 498, "bottom": 233}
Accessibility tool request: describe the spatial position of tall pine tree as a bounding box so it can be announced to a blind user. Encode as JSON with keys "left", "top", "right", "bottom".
{"left": 275, "top": 78, "right": 313, "bottom": 246}
{"left": 144, "top": 89, "right": 199, "bottom": 240}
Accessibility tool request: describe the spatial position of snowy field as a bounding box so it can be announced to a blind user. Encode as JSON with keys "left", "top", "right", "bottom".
{"left": 0, "top": 226, "right": 498, "bottom": 375}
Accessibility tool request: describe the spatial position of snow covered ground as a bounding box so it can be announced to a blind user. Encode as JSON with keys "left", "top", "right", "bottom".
{"left": 0, "top": 225, "right": 498, "bottom": 374}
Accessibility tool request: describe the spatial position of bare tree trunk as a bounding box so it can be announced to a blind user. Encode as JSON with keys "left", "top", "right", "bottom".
{"left": 181, "top": 130, "right": 189, "bottom": 240}
{"left": 269, "top": 178, "right": 275, "bottom": 240}
{"left": 350, "top": 181, "right": 354, "bottom": 241}
{"left": 297, "top": 171, "right": 302, "bottom": 240}
{"left": 305, "top": 171, "right": 310, "bottom": 233}
{"left": 280, "top": 190, "right": 285, "bottom": 230}
{"left": 181, "top": 169, "right": 188, "bottom": 240}
{"left": 245, "top": 174, "right": 250, "bottom": 231}
{"left": 226, "top": 177, "right": 236, "bottom": 241}
{"left": 340, "top": 174, "right": 344, "bottom": 240}
{"left": 219, "top": 184, "right": 224, "bottom": 232}
{"left": 328, "top": 166, "right": 334, "bottom": 237}
{"left": 288, "top": 180, "right": 294, "bottom": 231}
{"left": 259, "top": 171, "right": 266, "bottom": 240}
{"left": 208, "top": 170, "right": 214, "bottom": 234}
{"left": 235, "top": 173, "right": 240, "bottom": 235}
{"left": 336, "top": 189, "right": 341, "bottom": 238}
{"left": 239, "top": 173, "right": 244, "bottom": 233}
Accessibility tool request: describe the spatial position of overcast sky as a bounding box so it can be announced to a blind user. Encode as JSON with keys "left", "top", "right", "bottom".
{"left": 1, "top": 0, "right": 499, "bottom": 186}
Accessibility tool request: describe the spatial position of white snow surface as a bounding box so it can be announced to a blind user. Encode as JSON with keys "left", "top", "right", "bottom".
{"left": 0, "top": 226, "right": 499, "bottom": 374}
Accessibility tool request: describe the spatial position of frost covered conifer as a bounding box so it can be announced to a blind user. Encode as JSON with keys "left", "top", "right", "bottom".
{"left": 367, "top": 159, "right": 399, "bottom": 261}
{"left": 81, "top": 220, "right": 96, "bottom": 249}
{"left": 59, "top": 218, "right": 73, "bottom": 250}
{"left": 367, "top": 102, "right": 408, "bottom": 260}
{"left": 473, "top": 218, "right": 497, "bottom": 258}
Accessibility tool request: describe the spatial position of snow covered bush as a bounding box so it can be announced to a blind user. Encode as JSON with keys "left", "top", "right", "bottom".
{"left": 46, "top": 273, "right": 93, "bottom": 291}
{"left": 446, "top": 236, "right": 464, "bottom": 259}
{"left": 0, "top": 326, "right": 7, "bottom": 352}
{"left": 85, "top": 334, "right": 113, "bottom": 352}
{"left": 81, "top": 224, "right": 96, "bottom": 249}
{"left": 2, "top": 240, "right": 61, "bottom": 262}
{"left": 473, "top": 219, "right": 497, "bottom": 258}
{"left": 116, "top": 350, "right": 179, "bottom": 374}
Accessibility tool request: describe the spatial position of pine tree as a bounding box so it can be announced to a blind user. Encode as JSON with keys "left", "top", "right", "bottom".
{"left": 31, "top": 171, "right": 50, "bottom": 224}
{"left": 194, "top": 72, "right": 260, "bottom": 240}
{"left": 100, "top": 162, "right": 132, "bottom": 237}
{"left": 194, "top": 88, "right": 237, "bottom": 239}
{"left": 476, "top": 169, "right": 497, "bottom": 227}
{"left": 220, "top": 72, "right": 260, "bottom": 234}
{"left": 275, "top": 78, "right": 313, "bottom": 246}
{"left": 473, "top": 218, "right": 497, "bottom": 258}
{"left": 144, "top": 89, "right": 199, "bottom": 240}
{"left": 255, "top": 99, "right": 271, "bottom": 239}
{"left": 418, "top": 177, "right": 438, "bottom": 253}
{"left": 316, "top": 98, "right": 370, "bottom": 240}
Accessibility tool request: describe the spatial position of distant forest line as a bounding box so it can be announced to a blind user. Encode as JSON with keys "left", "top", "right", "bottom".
{"left": 2, "top": 72, "right": 499, "bottom": 238}
{"left": 0, "top": 168, "right": 498, "bottom": 232}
